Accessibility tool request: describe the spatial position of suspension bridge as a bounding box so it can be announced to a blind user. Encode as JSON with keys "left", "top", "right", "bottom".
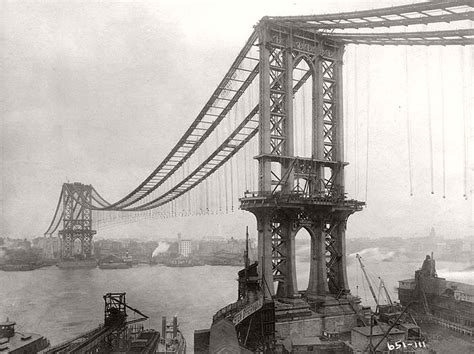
{"left": 44, "top": 0, "right": 473, "bottom": 303}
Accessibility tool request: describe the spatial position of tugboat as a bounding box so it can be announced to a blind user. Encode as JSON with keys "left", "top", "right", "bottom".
{"left": 0, "top": 318, "right": 50, "bottom": 353}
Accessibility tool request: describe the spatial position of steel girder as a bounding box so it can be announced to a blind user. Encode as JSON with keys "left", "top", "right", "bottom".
{"left": 267, "top": 1, "right": 473, "bottom": 30}
{"left": 268, "top": 46, "right": 287, "bottom": 156}
{"left": 266, "top": 1, "right": 474, "bottom": 46}
{"left": 325, "top": 28, "right": 474, "bottom": 46}
{"left": 271, "top": 215, "right": 287, "bottom": 284}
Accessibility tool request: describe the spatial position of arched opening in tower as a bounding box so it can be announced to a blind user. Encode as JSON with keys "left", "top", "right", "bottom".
{"left": 295, "top": 227, "right": 312, "bottom": 291}
{"left": 293, "top": 58, "right": 313, "bottom": 158}
{"left": 73, "top": 238, "right": 82, "bottom": 256}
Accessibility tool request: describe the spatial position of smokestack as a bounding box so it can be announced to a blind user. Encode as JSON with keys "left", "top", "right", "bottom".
{"left": 162, "top": 316, "right": 166, "bottom": 339}
{"left": 245, "top": 226, "right": 249, "bottom": 268}
{"left": 431, "top": 251, "right": 436, "bottom": 277}
{"left": 173, "top": 316, "right": 178, "bottom": 338}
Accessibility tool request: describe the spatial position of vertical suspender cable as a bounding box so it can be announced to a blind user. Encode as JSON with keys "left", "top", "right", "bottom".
{"left": 405, "top": 47, "right": 414, "bottom": 197}
{"left": 250, "top": 124, "right": 255, "bottom": 192}
{"left": 230, "top": 107, "right": 235, "bottom": 211}
{"left": 186, "top": 162, "right": 190, "bottom": 214}
{"left": 302, "top": 74, "right": 307, "bottom": 156}
{"left": 354, "top": 46, "right": 359, "bottom": 198}
{"left": 199, "top": 182, "right": 203, "bottom": 215}
{"left": 460, "top": 46, "right": 468, "bottom": 199}
{"left": 182, "top": 161, "right": 186, "bottom": 215}
{"left": 344, "top": 48, "right": 349, "bottom": 162}
{"left": 224, "top": 135, "right": 229, "bottom": 213}
{"left": 439, "top": 47, "right": 446, "bottom": 199}
{"left": 194, "top": 183, "right": 198, "bottom": 215}
{"left": 365, "top": 47, "right": 370, "bottom": 204}
{"left": 247, "top": 81, "right": 252, "bottom": 192}
{"left": 168, "top": 180, "right": 172, "bottom": 217}
{"left": 171, "top": 176, "right": 176, "bottom": 217}
{"left": 425, "top": 47, "right": 435, "bottom": 195}
{"left": 216, "top": 169, "right": 221, "bottom": 213}
{"left": 174, "top": 177, "right": 177, "bottom": 216}
{"left": 211, "top": 173, "right": 215, "bottom": 214}
{"left": 466, "top": 21, "right": 474, "bottom": 199}
{"left": 246, "top": 83, "right": 251, "bottom": 193}
{"left": 206, "top": 178, "right": 209, "bottom": 213}
{"left": 234, "top": 103, "right": 242, "bottom": 201}
{"left": 216, "top": 127, "right": 222, "bottom": 212}
{"left": 230, "top": 148, "right": 234, "bottom": 211}
{"left": 226, "top": 164, "right": 230, "bottom": 213}
{"left": 244, "top": 138, "right": 248, "bottom": 190}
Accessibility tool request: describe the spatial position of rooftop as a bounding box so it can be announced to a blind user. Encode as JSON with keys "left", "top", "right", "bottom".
{"left": 0, "top": 332, "right": 48, "bottom": 352}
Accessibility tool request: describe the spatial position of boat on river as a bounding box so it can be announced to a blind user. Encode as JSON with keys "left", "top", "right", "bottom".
{"left": 0, "top": 318, "right": 50, "bottom": 353}
{"left": 0, "top": 263, "right": 43, "bottom": 271}
{"left": 98, "top": 254, "right": 133, "bottom": 269}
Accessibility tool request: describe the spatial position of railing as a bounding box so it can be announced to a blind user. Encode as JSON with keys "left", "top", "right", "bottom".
{"left": 213, "top": 299, "right": 248, "bottom": 323}
{"left": 212, "top": 297, "right": 265, "bottom": 327}
{"left": 414, "top": 314, "right": 473, "bottom": 336}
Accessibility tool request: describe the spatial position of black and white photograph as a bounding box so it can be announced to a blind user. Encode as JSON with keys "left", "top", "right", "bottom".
{"left": 1, "top": 0, "right": 473, "bottom": 353}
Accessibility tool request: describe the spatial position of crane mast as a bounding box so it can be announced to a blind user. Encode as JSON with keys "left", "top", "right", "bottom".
{"left": 378, "top": 277, "right": 393, "bottom": 306}
{"left": 356, "top": 254, "right": 379, "bottom": 308}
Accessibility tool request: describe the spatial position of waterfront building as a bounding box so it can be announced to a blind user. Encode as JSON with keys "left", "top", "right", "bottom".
{"left": 179, "top": 240, "right": 192, "bottom": 257}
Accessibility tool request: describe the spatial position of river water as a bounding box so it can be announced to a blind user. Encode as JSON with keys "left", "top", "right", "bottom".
{"left": 0, "top": 258, "right": 471, "bottom": 352}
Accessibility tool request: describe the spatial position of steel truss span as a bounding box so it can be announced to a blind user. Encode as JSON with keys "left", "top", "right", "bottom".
{"left": 45, "top": 0, "right": 474, "bottom": 237}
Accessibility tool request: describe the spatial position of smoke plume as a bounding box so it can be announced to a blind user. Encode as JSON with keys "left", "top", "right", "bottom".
{"left": 152, "top": 242, "right": 170, "bottom": 257}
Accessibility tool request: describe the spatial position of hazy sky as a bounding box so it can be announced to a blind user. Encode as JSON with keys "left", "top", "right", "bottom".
{"left": 1, "top": 0, "right": 473, "bottom": 240}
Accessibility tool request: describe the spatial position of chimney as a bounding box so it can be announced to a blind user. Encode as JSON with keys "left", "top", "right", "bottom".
{"left": 162, "top": 316, "right": 166, "bottom": 340}
{"left": 173, "top": 316, "right": 178, "bottom": 338}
